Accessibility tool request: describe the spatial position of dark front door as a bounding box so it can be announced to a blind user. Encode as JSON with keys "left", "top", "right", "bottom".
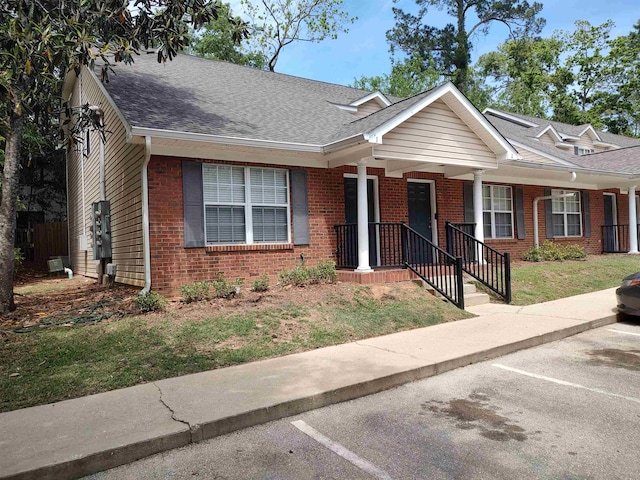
{"left": 407, "top": 182, "right": 433, "bottom": 264}
{"left": 344, "top": 177, "right": 377, "bottom": 267}
{"left": 603, "top": 194, "right": 617, "bottom": 252}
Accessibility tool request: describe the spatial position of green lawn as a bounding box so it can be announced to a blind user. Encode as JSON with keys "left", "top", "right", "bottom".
{"left": 0, "top": 283, "right": 470, "bottom": 412}
{"left": 510, "top": 255, "right": 640, "bottom": 305}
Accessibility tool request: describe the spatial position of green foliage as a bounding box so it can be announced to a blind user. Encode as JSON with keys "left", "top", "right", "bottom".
{"left": 386, "top": 0, "right": 545, "bottom": 93}
{"left": 279, "top": 266, "right": 310, "bottom": 287}
{"left": 180, "top": 281, "right": 212, "bottom": 303}
{"left": 251, "top": 274, "right": 270, "bottom": 292}
{"left": 279, "top": 261, "right": 337, "bottom": 286}
{"left": 352, "top": 55, "right": 441, "bottom": 98}
{"left": 191, "top": 2, "right": 267, "bottom": 69}
{"left": 135, "top": 291, "right": 168, "bottom": 313}
{"left": 522, "top": 241, "right": 587, "bottom": 262}
{"left": 308, "top": 260, "right": 337, "bottom": 284}
{"left": 240, "top": 0, "right": 356, "bottom": 71}
{"left": 211, "top": 274, "right": 244, "bottom": 299}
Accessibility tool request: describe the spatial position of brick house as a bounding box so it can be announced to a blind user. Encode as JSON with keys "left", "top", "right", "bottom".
{"left": 63, "top": 53, "right": 640, "bottom": 303}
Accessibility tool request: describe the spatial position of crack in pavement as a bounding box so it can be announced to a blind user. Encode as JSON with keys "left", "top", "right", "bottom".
{"left": 153, "top": 382, "right": 194, "bottom": 443}
{"left": 354, "top": 341, "right": 423, "bottom": 361}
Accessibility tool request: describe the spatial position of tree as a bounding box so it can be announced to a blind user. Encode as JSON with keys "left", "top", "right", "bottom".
{"left": 240, "top": 0, "right": 356, "bottom": 72}
{"left": 0, "top": 0, "right": 245, "bottom": 314}
{"left": 477, "top": 36, "right": 564, "bottom": 117}
{"left": 563, "top": 20, "right": 614, "bottom": 117}
{"left": 352, "top": 55, "right": 441, "bottom": 98}
{"left": 191, "top": 2, "right": 267, "bottom": 69}
{"left": 386, "top": 0, "right": 545, "bottom": 93}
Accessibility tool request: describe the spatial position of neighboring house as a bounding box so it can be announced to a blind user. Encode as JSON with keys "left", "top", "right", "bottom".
{"left": 62, "top": 53, "right": 640, "bottom": 302}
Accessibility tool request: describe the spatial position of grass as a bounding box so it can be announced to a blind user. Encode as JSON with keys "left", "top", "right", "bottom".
{"left": 0, "top": 284, "right": 470, "bottom": 412}
{"left": 510, "top": 255, "right": 640, "bottom": 305}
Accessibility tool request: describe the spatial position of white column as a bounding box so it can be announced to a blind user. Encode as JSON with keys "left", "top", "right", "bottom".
{"left": 473, "top": 170, "right": 485, "bottom": 263}
{"left": 629, "top": 186, "right": 638, "bottom": 254}
{"left": 355, "top": 159, "right": 372, "bottom": 272}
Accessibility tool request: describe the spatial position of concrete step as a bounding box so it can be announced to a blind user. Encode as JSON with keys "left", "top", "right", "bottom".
{"left": 414, "top": 279, "right": 477, "bottom": 295}
{"left": 464, "top": 292, "right": 492, "bottom": 308}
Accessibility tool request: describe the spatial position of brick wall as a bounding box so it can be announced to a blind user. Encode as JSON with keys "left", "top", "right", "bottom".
{"left": 149, "top": 155, "right": 621, "bottom": 295}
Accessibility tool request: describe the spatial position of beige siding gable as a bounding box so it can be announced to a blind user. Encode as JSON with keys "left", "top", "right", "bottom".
{"left": 67, "top": 68, "right": 145, "bottom": 287}
{"left": 537, "top": 131, "right": 557, "bottom": 146}
{"left": 374, "top": 99, "right": 497, "bottom": 169}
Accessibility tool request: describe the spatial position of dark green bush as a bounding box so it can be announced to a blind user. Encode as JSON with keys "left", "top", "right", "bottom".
{"left": 211, "top": 273, "right": 244, "bottom": 299}
{"left": 251, "top": 274, "right": 269, "bottom": 292}
{"left": 280, "top": 260, "right": 337, "bottom": 286}
{"left": 522, "top": 241, "right": 587, "bottom": 262}
{"left": 135, "top": 291, "right": 168, "bottom": 312}
{"left": 180, "top": 281, "right": 212, "bottom": 303}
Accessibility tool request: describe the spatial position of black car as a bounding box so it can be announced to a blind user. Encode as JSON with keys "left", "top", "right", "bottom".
{"left": 616, "top": 272, "right": 640, "bottom": 316}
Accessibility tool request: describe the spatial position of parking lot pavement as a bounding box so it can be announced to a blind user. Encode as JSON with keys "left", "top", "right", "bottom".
{"left": 87, "top": 321, "right": 640, "bottom": 480}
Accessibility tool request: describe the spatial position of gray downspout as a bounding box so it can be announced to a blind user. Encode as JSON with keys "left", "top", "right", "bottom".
{"left": 140, "top": 136, "right": 152, "bottom": 294}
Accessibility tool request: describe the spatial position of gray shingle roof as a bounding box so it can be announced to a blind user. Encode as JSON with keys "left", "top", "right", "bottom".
{"left": 485, "top": 110, "right": 640, "bottom": 174}
{"left": 570, "top": 145, "right": 640, "bottom": 175}
{"left": 102, "top": 53, "right": 399, "bottom": 145}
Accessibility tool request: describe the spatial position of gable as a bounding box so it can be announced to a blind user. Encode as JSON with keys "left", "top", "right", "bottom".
{"left": 374, "top": 99, "right": 496, "bottom": 168}
{"left": 352, "top": 99, "right": 384, "bottom": 119}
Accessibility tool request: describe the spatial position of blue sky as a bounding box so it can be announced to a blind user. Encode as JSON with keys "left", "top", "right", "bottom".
{"left": 249, "top": 0, "right": 640, "bottom": 87}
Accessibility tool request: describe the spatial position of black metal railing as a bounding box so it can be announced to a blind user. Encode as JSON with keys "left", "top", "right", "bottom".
{"left": 446, "top": 221, "right": 511, "bottom": 304}
{"left": 601, "top": 224, "right": 640, "bottom": 253}
{"left": 335, "top": 223, "right": 406, "bottom": 269}
{"left": 334, "top": 222, "right": 465, "bottom": 308}
{"left": 402, "top": 225, "right": 465, "bottom": 309}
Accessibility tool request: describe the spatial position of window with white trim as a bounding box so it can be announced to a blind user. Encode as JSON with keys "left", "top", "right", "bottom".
{"left": 203, "top": 165, "right": 289, "bottom": 245}
{"left": 552, "top": 189, "right": 582, "bottom": 237}
{"left": 574, "top": 146, "right": 594, "bottom": 156}
{"left": 482, "top": 185, "right": 513, "bottom": 239}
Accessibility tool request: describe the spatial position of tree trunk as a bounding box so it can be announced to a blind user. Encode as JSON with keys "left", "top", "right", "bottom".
{"left": 0, "top": 112, "right": 24, "bottom": 314}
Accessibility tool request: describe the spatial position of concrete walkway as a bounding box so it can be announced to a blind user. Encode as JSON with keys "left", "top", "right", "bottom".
{"left": 0, "top": 288, "right": 619, "bottom": 480}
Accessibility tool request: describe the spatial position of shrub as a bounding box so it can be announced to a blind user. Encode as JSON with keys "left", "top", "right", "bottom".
{"left": 135, "top": 291, "right": 168, "bottom": 312}
{"left": 280, "top": 261, "right": 337, "bottom": 287}
{"left": 211, "top": 273, "right": 244, "bottom": 299}
{"left": 251, "top": 274, "right": 269, "bottom": 292}
{"left": 522, "top": 241, "right": 587, "bottom": 262}
{"left": 308, "top": 260, "right": 337, "bottom": 284}
{"left": 279, "top": 266, "right": 309, "bottom": 286}
{"left": 180, "top": 281, "right": 211, "bottom": 303}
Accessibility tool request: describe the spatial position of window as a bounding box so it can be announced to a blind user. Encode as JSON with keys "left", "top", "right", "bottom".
{"left": 574, "top": 146, "right": 594, "bottom": 156}
{"left": 203, "top": 165, "right": 289, "bottom": 245}
{"left": 551, "top": 189, "right": 581, "bottom": 237}
{"left": 482, "top": 185, "right": 513, "bottom": 239}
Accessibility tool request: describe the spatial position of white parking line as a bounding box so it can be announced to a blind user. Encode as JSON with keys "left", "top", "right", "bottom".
{"left": 291, "top": 420, "right": 393, "bottom": 480}
{"left": 608, "top": 329, "right": 640, "bottom": 337}
{"left": 492, "top": 364, "right": 640, "bottom": 404}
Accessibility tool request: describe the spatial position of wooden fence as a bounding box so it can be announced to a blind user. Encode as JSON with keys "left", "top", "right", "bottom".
{"left": 33, "top": 222, "right": 68, "bottom": 266}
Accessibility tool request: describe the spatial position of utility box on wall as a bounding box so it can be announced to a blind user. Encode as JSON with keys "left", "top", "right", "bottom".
{"left": 91, "top": 200, "right": 112, "bottom": 260}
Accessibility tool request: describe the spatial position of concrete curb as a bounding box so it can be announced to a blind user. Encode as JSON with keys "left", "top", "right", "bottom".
{"left": 1, "top": 313, "right": 616, "bottom": 480}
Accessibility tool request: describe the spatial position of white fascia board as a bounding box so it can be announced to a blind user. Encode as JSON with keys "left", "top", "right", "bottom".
{"left": 536, "top": 125, "right": 563, "bottom": 142}
{"left": 559, "top": 133, "right": 580, "bottom": 141}
{"left": 578, "top": 124, "right": 602, "bottom": 141}
{"left": 482, "top": 108, "right": 539, "bottom": 127}
{"left": 129, "top": 126, "right": 325, "bottom": 153}
{"left": 364, "top": 83, "right": 519, "bottom": 160}
{"left": 508, "top": 139, "right": 579, "bottom": 167}
{"left": 328, "top": 102, "right": 358, "bottom": 113}
{"left": 593, "top": 141, "right": 620, "bottom": 148}
{"left": 350, "top": 91, "right": 391, "bottom": 107}
{"left": 555, "top": 142, "right": 573, "bottom": 149}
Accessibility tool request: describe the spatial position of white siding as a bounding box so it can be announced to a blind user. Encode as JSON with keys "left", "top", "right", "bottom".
{"left": 67, "top": 68, "right": 145, "bottom": 287}
{"left": 517, "top": 148, "right": 557, "bottom": 165}
{"left": 374, "top": 99, "right": 497, "bottom": 168}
